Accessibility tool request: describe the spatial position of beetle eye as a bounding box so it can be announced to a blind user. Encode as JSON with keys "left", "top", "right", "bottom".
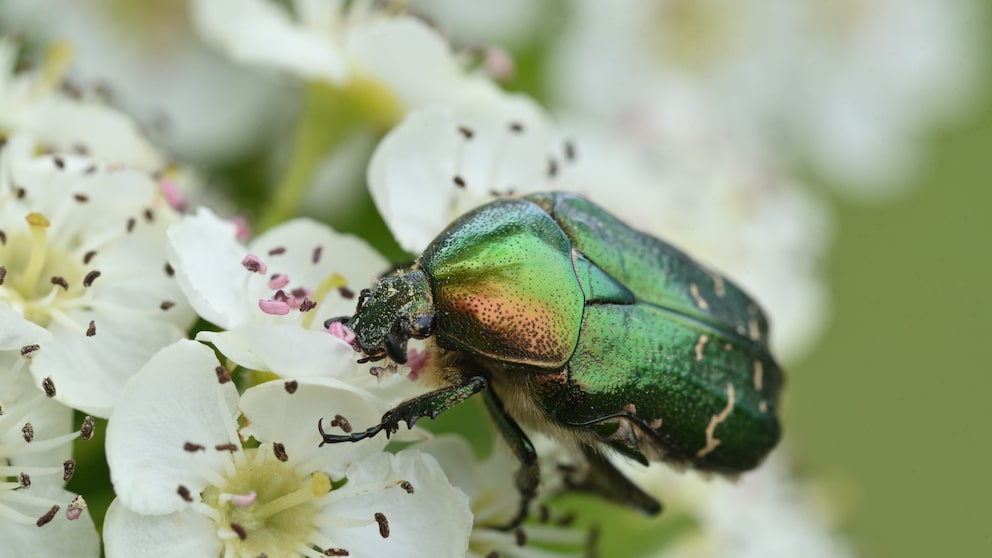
{"left": 410, "top": 315, "right": 434, "bottom": 338}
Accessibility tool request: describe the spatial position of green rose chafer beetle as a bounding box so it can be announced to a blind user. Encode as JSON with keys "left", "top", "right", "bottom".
{"left": 320, "top": 192, "right": 783, "bottom": 527}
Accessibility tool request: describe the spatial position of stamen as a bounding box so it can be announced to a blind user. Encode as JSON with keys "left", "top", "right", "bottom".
{"left": 259, "top": 299, "right": 290, "bottom": 315}
{"left": 374, "top": 512, "right": 390, "bottom": 538}
{"left": 283, "top": 381, "right": 298, "bottom": 394}
{"left": 41, "top": 376, "right": 56, "bottom": 397}
{"left": 62, "top": 459, "right": 75, "bottom": 482}
{"left": 302, "top": 273, "right": 346, "bottom": 330}
{"left": 85, "top": 320, "right": 96, "bottom": 336}
{"left": 215, "top": 366, "right": 232, "bottom": 384}
{"left": 50, "top": 276, "right": 68, "bottom": 290}
{"left": 82, "top": 270, "right": 101, "bottom": 287}
{"left": 268, "top": 273, "right": 289, "bottom": 289}
{"left": 66, "top": 495, "right": 86, "bottom": 520}
{"left": 273, "top": 442, "right": 288, "bottom": 462}
{"left": 36, "top": 505, "right": 59, "bottom": 526}
{"left": 229, "top": 490, "right": 257, "bottom": 507}
{"left": 19, "top": 213, "right": 51, "bottom": 294}
{"left": 80, "top": 416, "right": 95, "bottom": 441}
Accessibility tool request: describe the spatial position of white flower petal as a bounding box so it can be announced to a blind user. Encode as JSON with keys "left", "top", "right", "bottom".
{"left": 197, "top": 324, "right": 357, "bottom": 379}
{"left": 0, "top": 303, "right": 52, "bottom": 349}
{"left": 239, "top": 379, "right": 389, "bottom": 474}
{"left": 106, "top": 340, "right": 240, "bottom": 514}
{"left": 325, "top": 450, "right": 472, "bottom": 558}
{"left": 166, "top": 207, "right": 251, "bottom": 328}
{"left": 3, "top": 486, "right": 100, "bottom": 558}
{"left": 191, "top": 0, "right": 349, "bottom": 83}
{"left": 31, "top": 314, "right": 186, "bottom": 418}
{"left": 103, "top": 498, "right": 221, "bottom": 558}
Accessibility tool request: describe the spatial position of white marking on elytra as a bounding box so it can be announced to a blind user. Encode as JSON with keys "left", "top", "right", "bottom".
{"left": 694, "top": 334, "right": 708, "bottom": 362}
{"left": 689, "top": 283, "right": 709, "bottom": 310}
{"left": 759, "top": 400, "right": 768, "bottom": 414}
{"left": 748, "top": 319, "right": 761, "bottom": 341}
{"left": 713, "top": 275, "right": 725, "bottom": 298}
{"left": 753, "top": 360, "right": 764, "bottom": 390}
{"left": 697, "top": 383, "right": 735, "bottom": 458}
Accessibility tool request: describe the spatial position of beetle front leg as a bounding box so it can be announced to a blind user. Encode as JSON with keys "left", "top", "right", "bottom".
{"left": 481, "top": 388, "right": 539, "bottom": 530}
{"left": 319, "top": 376, "right": 488, "bottom": 445}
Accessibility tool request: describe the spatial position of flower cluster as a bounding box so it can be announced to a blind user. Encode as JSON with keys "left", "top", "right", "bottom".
{"left": 0, "top": 1, "right": 982, "bottom": 556}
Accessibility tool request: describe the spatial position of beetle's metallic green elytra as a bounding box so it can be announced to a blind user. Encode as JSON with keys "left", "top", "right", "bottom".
{"left": 320, "top": 192, "right": 783, "bottom": 527}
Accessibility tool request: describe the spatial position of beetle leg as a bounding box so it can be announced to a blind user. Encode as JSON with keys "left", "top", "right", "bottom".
{"left": 567, "top": 445, "right": 662, "bottom": 516}
{"left": 318, "top": 377, "right": 488, "bottom": 445}
{"left": 481, "top": 388, "right": 539, "bottom": 530}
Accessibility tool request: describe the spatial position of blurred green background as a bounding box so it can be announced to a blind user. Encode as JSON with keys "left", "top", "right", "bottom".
{"left": 787, "top": 63, "right": 991, "bottom": 557}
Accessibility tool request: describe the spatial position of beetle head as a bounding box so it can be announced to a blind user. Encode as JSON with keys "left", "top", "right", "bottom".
{"left": 347, "top": 269, "right": 434, "bottom": 364}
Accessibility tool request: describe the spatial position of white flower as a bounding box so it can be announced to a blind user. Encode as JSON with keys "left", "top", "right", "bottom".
{"left": 0, "top": 134, "right": 194, "bottom": 417}
{"left": 191, "top": 0, "right": 510, "bottom": 114}
{"left": 0, "top": 350, "right": 99, "bottom": 557}
{"left": 0, "top": 1, "right": 289, "bottom": 163}
{"left": 618, "top": 453, "right": 855, "bottom": 558}
{"left": 367, "top": 105, "right": 830, "bottom": 360}
{"left": 0, "top": 37, "right": 164, "bottom": 170}
{"left": 550, "top": 0, "right": 984, "bottom": 197}
{"left": 418, "top": 435, "right": 590, "bottom": 558}
{"left": 166, "top": 206, "right": 398, "bottom": 385}
{"left": 104, "top": 339, "right": 473, "bottom": 558}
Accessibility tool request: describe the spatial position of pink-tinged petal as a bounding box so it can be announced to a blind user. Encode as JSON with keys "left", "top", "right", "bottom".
{"left": 159, "top": 178, "right": 186, "bottom": 211}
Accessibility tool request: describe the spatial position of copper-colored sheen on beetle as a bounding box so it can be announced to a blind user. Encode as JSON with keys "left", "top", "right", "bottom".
{"left": 320, "top": 192, "right": 783, "bottom": 528}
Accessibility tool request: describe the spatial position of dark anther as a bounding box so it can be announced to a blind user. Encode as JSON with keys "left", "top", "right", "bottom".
{"left": 284, "top": 380, "right": 298, "bottom": 394}
{"left": 0, "top": 230, "right": 5, "bottom": 245}
{"left": 458, "top": 126, "right": 475, "bottom": 139}
{"left": 19, "top": 473, "right": 31, "bottom": 488}
{"left": 0, "top": 265, "right": 5, "bottom": 285}
{"left": 242, "top": 258, "right": 264, "bottom": 273}
{"left": 73, "top": 193, "right": 89, "bottom": 203}
{"left": 547, "top": 158, "right": 558, "bottom": 178}
{"left": 338, "top": 286, "right": 355, "bottom": 299}
{"left": 83, "top": 250, "right": 97, "bottom": 264}
{"left": 215, "top": 366, "right": 232, "bottom": 384}
{"left": 126, "top": 217, "right": 136, "bottom": 233}
{"left": 80, "top": 416, "right": 95, "bottom": 441}
{"left": 82, "top": 270, "right": 101, "bottom": 287}
{"left": 268, "top": 246, "right": 286, "bottom": 256}
{"left": 453, "top": 175, "right": 466, "bottom": 188}
{"left": 273, "top": 442, "right": 288, "bottom": 462}
{"left": 51, "top": 276, "right": 69, "bottom": 290}
{"left": 164, "top": 262, "right": 175, "bottom": 276}
{"left": 83, "top": 164, "right": 97, "bottom": 175}
{"left": 312, "top": 245, "right": 323, "bottom": 264}
{"left": 86, "top": 320, "right": 96, "bottom": 337}
{"left": 36, "top": 505, "right": 59, "bottom": 527}
{"left": 177, "top": 485, "right": 193, "bottom": 502}
{"left": 21, "top": 344, "right": 39, "bottom": 356}
{"left": 42, "top": 377, "right": 56, "bottom": 397}
{"left": 299, "top": 298, "right": 316, "bottom": 312}
{"left": 486, "top": 552, "right": 499, "bottom": 558}
{"left": 374, "top": 512, "right": 390, "bottom": 538}
{"left": 400, "top": 481, "right": 415, "bottom": 494}
{"left": 330, "top": 414, "right": 352, "bottom": 434}
{"left": 324, "top": 549, "right": 350, "bottom": 556}
{"left": 215, "top": 443, "right": 239, "bottom": 452}
{"left": 63, "top": 459, "right": 76, "bottom": 482}
{"left": 184, "top": 442, "right": 205, "bottom": 452}
{"left": 509, "top": 121, "right": 524, "bottom": 133}
{"left": 143, "top": 208, "right": 154, "bottom": 222}
{"left": 515, "top": 528, "right": 527, "bottom": 546}
{"left": 160, "top": 301, "right": 175, "bottom": 310}
{"left": 22, "top": 422, "right": 34, "bottom": 442}
{"left": 230, "top": 522, "right": 248, "bottom": 540}
{"left": 53, "top": 156, "right": 65, "bottom": 169}
{"left": 564, "top": 140, "right": 577, "bottom": 161}
{"left": 15, "top": 187, "right": 25, "bottom": 198}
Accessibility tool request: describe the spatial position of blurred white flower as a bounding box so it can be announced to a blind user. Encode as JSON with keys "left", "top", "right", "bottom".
{"left": 367, "top": 103, "right": 829, "bottom": 360}
{"left": 0, "top": 351, "right": 99, "bottom": 557}
{"left": 550, "top": 0, "right": 984, "bottom": 197}
{"left": 0, "top": 37, "right": 164, "bottom": 170}
{"left": 191, "top": 0, "right": 518, "bottom": 115}
{"left": 0, "top": 134, "right": 194, "bottom": 417}
{"left": 104, "top": 340, "right": 472, "bottom": 558}
{"left": 418, "top": 435, "right": 590, "bottom": 558}
{"left": 0, "top": 0, "right": 291, "bottom": 163}
{"left": 619, "top": 453, "right": 855, "bottom": 558}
